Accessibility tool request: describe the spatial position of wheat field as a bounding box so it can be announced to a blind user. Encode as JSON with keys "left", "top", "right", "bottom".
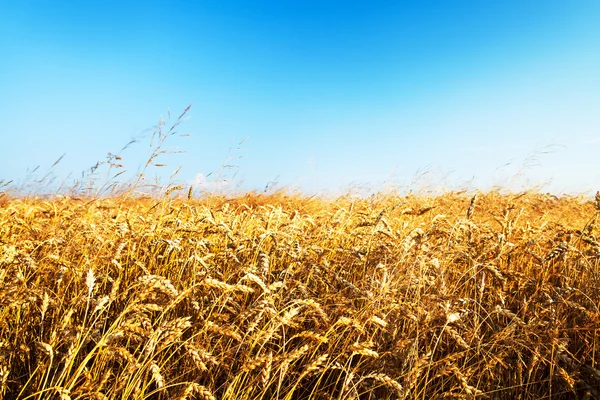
{"left": 0, "top": 189, "right": 599, "bottom": 399}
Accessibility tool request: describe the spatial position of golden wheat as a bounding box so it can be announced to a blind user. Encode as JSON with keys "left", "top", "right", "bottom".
{"left": 0, "top": 191, "right": 598, "bottom": 399}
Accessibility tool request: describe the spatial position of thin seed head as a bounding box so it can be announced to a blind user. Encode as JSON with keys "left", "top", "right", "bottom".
{"left": 86, "top": 269, "right": 96, "bottom": 297}
{"left": 467, "top": 193, "right": 477, "bottom": 219}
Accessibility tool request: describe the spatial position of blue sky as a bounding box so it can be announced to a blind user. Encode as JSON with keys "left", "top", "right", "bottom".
{"left": 1, "top": 1, "right": 599, "bottom": 195}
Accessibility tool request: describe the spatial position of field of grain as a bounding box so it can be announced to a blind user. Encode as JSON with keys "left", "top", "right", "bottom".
{"left": 1, "top": 190, "right": 599, "bottom": 399}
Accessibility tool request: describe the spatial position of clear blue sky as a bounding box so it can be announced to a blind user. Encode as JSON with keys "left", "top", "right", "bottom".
{"left": 1, "top": 1, "right": 599, "bottom": 195}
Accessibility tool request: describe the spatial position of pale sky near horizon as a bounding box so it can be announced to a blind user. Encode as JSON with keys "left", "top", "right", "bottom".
{"left": 1, "top": 1, "right": 599, "bottom": 195}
